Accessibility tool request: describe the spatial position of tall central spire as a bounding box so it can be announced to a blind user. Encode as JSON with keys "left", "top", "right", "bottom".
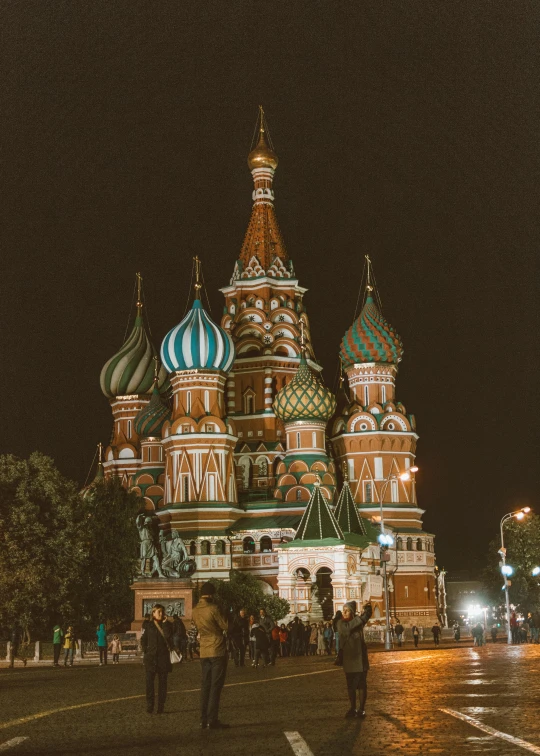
{"left": 235, "top": 107, "right": 291, "bottom": 280}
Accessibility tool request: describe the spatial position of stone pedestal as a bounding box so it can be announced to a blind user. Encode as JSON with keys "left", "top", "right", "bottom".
{"left": 131, "top": 578, "right": 193, "bottom": 630}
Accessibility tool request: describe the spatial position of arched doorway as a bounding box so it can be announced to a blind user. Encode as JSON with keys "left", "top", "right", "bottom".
{"left": 315, "top": 567, "right": 334, "bottom": 620}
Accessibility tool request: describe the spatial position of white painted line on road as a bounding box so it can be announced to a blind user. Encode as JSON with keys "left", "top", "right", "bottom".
{"left": 0, "top": 738, "right": 28, "bottom": 751}
{"left": 441, "top": 708, "right": 540, "bottom": 754}
{"left": 0, "top": 666, "right": 341, "bottom": 732}
{"left": 284, "top": 731, "right": 314, "bottom": 756}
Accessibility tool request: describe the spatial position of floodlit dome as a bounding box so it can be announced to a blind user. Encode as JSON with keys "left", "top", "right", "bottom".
{"left": 273, "top": 354, "right": 336, "bottom": 422}
{"left": 340, "top": 295, "right": 403, "bottom": 368}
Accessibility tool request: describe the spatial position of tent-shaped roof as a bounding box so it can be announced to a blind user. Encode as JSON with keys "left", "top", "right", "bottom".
{"left": 293, "top": 481, "right": 343, "bottom": 542}
{"left": 334, "top": 479, "right": 367, "bottom": 536}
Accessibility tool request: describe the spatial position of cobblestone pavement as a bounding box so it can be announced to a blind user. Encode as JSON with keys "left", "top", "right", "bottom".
{"left": 0, "top": 643, "right": 538, "bottom": 755}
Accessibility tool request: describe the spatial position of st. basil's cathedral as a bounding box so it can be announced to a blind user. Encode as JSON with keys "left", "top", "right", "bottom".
{"left": 96, "top": 110, "right": 444, "bottom": 629}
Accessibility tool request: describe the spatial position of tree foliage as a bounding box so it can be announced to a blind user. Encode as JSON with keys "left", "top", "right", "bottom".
{"left": 0, "top": 453, "right": 81, "bottom": 640}
{"left": 482, "top": 514, "right": 540, "bottom": 612}
{"left": 200, "top": 570, "right": 290, "bottom": 622}
{"left": 73, "top": 477, "right": 141, "bottom": 634}
{"left": 0, "top": 453, "right": 142, "bottom": 639}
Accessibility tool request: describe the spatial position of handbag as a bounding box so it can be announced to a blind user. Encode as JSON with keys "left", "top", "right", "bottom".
{"left": 155, "top": 621, "right": 181, "bottom": 664}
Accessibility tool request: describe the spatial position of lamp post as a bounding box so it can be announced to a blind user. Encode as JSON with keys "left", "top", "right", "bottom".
{"left": 499, "top": 507, "right": 531, "bottom": 645}
{"left": 378, "top": 466, "right": 418, "bottom": 651}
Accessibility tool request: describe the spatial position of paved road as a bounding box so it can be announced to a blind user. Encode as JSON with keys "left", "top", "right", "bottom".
{"left": 0, "top": 643, "right": 539, "bottom": 755}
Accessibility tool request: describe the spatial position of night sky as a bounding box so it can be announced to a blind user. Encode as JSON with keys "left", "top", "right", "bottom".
{"left": 1, "top": 1, "right": 539, "bottom": 573}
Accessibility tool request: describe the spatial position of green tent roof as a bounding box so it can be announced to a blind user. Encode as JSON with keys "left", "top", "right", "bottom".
{"left": 334, "top": 480, "right": 367, "bottom": 536}
{"left": 293, "top": 483, "right": 343, "bottom": 542}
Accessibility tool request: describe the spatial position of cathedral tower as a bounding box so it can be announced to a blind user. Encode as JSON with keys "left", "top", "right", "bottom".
{"left": 100, "top": 273, "right": 167, "bottom": 485}
{"left": 159, "top": 259, "right": 241, "bottom": 536}
{"left": 220, "top": 108, "right": 319, "bottom": 495}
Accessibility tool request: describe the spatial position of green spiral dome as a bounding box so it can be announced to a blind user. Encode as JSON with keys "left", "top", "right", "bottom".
{"left": 273, "top": 354, "right": 336, "bottom": 422}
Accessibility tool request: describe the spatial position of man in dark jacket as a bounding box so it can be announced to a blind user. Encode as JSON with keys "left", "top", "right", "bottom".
{"left": 141, "top": 604, "right": 172, "bottom": 714}
{"left": 192, "top": 582, "right": 229, "bottom": 729}
{"left": 230, "top": 608, "right": 249, "bottom": 667}
{"left": 289, "top": 617, "right": 302, "bottom": 656}
{"left": 395, "top": 621, "right": 404, "bottom": 647}
{"left": 337, "top": 601, "right": 372, "bottom": 718}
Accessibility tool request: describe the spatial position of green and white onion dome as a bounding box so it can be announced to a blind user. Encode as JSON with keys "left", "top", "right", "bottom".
{"left": 273, "top": 354, "right": 336, "bottom": 422}
{"left": 134, "top": 386, "right": 171, "bottom": 438}
{"left": 340, "top": 295, "right": 403, "bottom": 368}
{"left": 160, "top": 298, "right": 235, "bottom": 373}
{"left": 100, "top": 313, "right": 167, "bottom": 398}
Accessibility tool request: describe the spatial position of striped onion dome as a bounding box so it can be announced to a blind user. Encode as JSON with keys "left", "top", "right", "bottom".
{"left": 340, "top": 295, "right": 403, "bottom": 368}
{"left": 134, "top": 386, "right": 171, "bottom": 438}
{"left": 100, "top": 313, "right": 168, "bottom": 399}
{"left": 160, "top": 298, "right": 235, "bottom": 373}
{"left": 273, "top": 354, "right": 336, "bottom": 422}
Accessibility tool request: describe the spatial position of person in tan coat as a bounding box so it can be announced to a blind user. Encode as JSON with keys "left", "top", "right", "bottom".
{"left": 192, "top": 582, "right": 229, "bottom": 729}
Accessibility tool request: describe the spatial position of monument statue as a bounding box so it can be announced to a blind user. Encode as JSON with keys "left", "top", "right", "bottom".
{"left": 161, "top": 531, "right": 190, "bottom": 577}
{"left": 136, "top": 514, "right": 165, "bottom": 578}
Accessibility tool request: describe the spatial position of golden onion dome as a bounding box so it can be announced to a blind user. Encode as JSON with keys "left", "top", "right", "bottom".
{"left": 273, "top": 354, "right": 336, "bottom": 422}
{"left": 247, "top": 127, "right": 278, "bottom": 171}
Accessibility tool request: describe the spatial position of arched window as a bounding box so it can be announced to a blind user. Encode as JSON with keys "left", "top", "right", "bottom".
{"left": 417, "top": 539, "right": 423, "bottom": 551}
{"left": 391, "top": 479, "right": 398, "bottom": 502}
{"left": 245, "top": 394, "right": 254, "bottom": 415}
{"left": 260, "top": 536, "right": 272, "bottom": 553}
{"left": 396, "top": 537, "right": 403, "bottom": 551}
{"left": 200, "top": 540, "right": 210, "bottom": 556}
{"left": 243, "top": 536, "right": 255, "bottom": 554}
{"left": 407, "top": 537, "right": 413, "bottom": 551}
{"left": 215, "top": 540, "right": 225, "bottom": 555}
{"left": 189, "top": 541, "right": 197, "bottom": 556}
{"left": 296, "top": 488, "right": 303, "bottom": 501}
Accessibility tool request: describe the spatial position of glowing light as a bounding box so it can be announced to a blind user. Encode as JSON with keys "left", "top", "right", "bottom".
{"left": 515, "top": 512, "right": 525, "bottom": 520}
{"left": 399, "top": 472, "right": 411, "bottom": 481}
{"left": 410, "top": 466, "right": 419, "bottom": 473}
{"left": 378, "top": 533, "right": 394, "bottom": 547}
{"left": 501, "top": 565, "right": 514, "bottom": 577}
{"left": 522, "top": 507, "right": 531, "bottom": 513}
{"left": 532, "top": 566, "right": 540, "bottom": 577}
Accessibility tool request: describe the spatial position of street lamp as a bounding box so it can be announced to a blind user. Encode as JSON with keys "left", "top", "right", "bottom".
{"left": 532, "top": 566, "right": 540, "bottom": 577}
{"left": 378, "top": 465, "right": 418, "bottom": 651}
{"left": 500, "top": 506, "right": 531, "bottom": 645}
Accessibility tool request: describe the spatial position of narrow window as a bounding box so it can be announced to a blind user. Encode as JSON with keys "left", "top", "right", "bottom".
{"left": 348, "top": 459, "right": 355, "bottom": 481}
{"left": 183, "top": 477, "right": 189, "bottom": 502}
{"left": 208, "top": 474, "right": 216, "bottom": 501}
{"left": 365, "top": 482, "right": 372, "bottom": 503}
{"left": 404, "top": 585, "right": 409, "bottom": 598}
{"left": 204, "top": 390, "right": 209, "bottom": 412}
{"left": 381, "top": 385, "right": 386, "bottom": 404}
{"left": 127, "top": 420, "right": 132, "bottom": 438}
{"left": 407, "top": 537, "right": 413, "bottom": 551}
{"left": 364, "top": 385, "right": 369, "bottom": 406}
{"left": 417, "top": 539, "right": 423, "bottom": 551}
{"left": 312, "top": 431, "right": 317, "bottom": 448}
{"left": 374, "top": 457, "right": 383, "bottom": 480}
{"left": 296, "top": 432, "right": 301, "bottom": 448}
{"left": 189, "top": 540, "right": 197, "bottom": 556}
{"left": 158, "top": 446, "right": 163, "bottom": 462}
{"left": 391, "top": 479, "right": 398, "bottom": 502}
{"left": 296, "top": 489, "right": 303, "bottom": 501}
{"left": 186, "top": 391, "right": 192, "bottom": 413}
{"left": 396, "top": 537, "right": 403, "bottom": 550}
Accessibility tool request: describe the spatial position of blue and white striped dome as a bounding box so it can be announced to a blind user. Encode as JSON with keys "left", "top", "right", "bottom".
{"left": 161, "top": 298, "right": 235, "bottom": 373}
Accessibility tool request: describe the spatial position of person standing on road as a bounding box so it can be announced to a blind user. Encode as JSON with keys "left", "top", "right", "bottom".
{"left": 337, "top": 601, "right": 372, "bottom": 719}
{"left": 97, "top": 622, "right": 108, "bottom": 665}
{"left": 395, "top": 621, "right": 404, "bottom": 647}
{"left": 192, "top": 582, "right": 229, "bottom": 730}
{"left": 289, "top": 616, "right": 301, "bottom": 656}
{"left": 9, "top": 623, "right": 26, "bottom": 668}
{"left": 186, "top": 621, "right": 198, "bottom": 660}
{"left": 491, "top": 625, "right": 498, "bottom": 643}
{"left": 333, "top": 610, "right": 343, "bottom": 655}
{"left": 411, "top": 625, "right": 420, "bottom": 648}
{"left": 250, "top": 622, "right": 270, "bottom": 667}
{"left": 279, "top": 625, "right": 289, "bottom": 657}
{"left": 52, "top": 623, "right": 64, "bottom": 667}
{"left": 530, "top": 612, "right": 540, "bottom": 644}
{"left": 141, "top": 604, "right": 172, "bottom": 714}
{"left": 231, "top": 608, "right": 249, "bottom": 667}
{"left": 109, "top": 635, "right": 122, "bottom": 664}
{"left": 63, "top": 626, "right": 78, "bottom": 667}
{"left": 270, "top": 624, "right": 280, "bottom": 665}
{"left": 453, "top": 622, "right": 461, "bottom": 642}
{"left": 431, "top": 622, "right": 441, "bottom": 647}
